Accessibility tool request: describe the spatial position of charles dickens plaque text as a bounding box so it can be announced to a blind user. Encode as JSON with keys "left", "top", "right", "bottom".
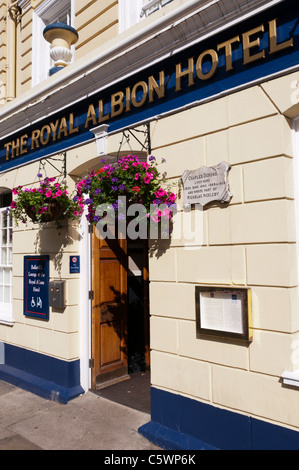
{"left": 181, "top": 161, "right": 232, "bottom": 208}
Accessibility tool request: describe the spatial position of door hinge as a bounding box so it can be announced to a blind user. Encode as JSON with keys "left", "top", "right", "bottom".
{"left": 89, "top": 290, "right": 94, "bottom": 300}
{"left": 89, "top": 358, "right": 94, "bottom": 368}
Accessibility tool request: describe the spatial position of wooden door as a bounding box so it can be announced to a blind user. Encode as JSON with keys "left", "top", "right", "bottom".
{"left": 91, "top": 227, "right": 128, "bottom": 389}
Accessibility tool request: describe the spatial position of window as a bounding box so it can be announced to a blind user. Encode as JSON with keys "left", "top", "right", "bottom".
{"left": 119, "top": 0, "right": 174, "bottom": 33}
{"left": 141, "top": 0, "right": 174, "bottom": 18}
{"left": 32, "top": 0, "right": 74, "bottom": 86}
{"left": 0, "top": 191, "right": 13, "bottom": 325}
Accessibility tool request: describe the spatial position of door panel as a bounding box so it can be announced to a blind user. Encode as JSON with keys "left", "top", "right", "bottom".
{"left": 92, "top": 227, "right": 128, "bottom": 389}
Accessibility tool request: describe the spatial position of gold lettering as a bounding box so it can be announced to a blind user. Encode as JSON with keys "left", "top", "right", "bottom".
{"left": 125, "top": 87, "right": 131, "bottom": 112}
{"left": 58, "top": 117, "right": 68, "bottom": 140}
{"left": 85, "top": 104, "right": 97, "bottom": 128}
{"left": 31, "top": 129, "right": 40, "bottom": 150}
{"left": 11, "top": 139, "right": 20, "bottom": 158}
{"left": 4, "top": 142, "right": 12, "bottom": 160}
{"left": 269, "top": 18, "right": 293, "bottom": 54}
{"left": 40, "top": 125, "right": 51, "bottom": 145}
{"left": 175, "top": 58, "right": 194, "bottom": 91}
{"left": 69, "top": 113, "right": 79, "bottom": 134}
{"left": 111, "top": 91, "right": 124, "bottom": 118}
{"left": 148, "top": 71, "right": 165, "bottom": 103}
{"left": 98, "top": 100, "right": 110, "bottom": 123}
{"left": 196, "top": 49, "right": 219, "bottom": 80}
{"left": 217, "top": 36, "right": 240, "bottom": 71}
{"left": 50, "top": 120, "right": 60, "bottom": 141}
{"left": 131, "top": 82, "right": 148, "bottom": 108}
{"left": 243, "top": 24, "right": 265, "bottom": 65}
{"left": 20, "top": 134, "right": 28, "bottom": 155}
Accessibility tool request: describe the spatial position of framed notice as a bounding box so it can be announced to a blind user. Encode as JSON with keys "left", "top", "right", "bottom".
{"left": 24, "top": 255, "right": 50, "bottom": 320}
{"left": 195, "top": 286, "right": 252, "bottom": 342}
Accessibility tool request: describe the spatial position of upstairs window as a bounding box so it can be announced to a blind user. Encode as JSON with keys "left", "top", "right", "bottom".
{"left": 119, "top": 0, "right": 174, "bottom": 33}
{"left": 141, "top": 0, "right": 174, "bottom": 17}
{"left": 32, "top": 0, "right": 74, "bottom": 86}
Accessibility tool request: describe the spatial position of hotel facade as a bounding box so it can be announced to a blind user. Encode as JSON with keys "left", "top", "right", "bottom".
{"left": 0, "top": 0, "right": 299, "bottom": 450}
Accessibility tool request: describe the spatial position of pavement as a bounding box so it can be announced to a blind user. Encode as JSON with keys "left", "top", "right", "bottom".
{"left": 0, "top": 377, "right": 159, "bottom": 451}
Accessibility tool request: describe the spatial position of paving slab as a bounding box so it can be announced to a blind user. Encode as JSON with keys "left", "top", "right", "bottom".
{"left": 0, "top": 380, "right": 158, "bottom": 451}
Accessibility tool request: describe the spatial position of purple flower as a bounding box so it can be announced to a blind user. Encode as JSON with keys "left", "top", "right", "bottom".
{"left": 149, "top": 156, "right": 156, "bottom": 161}
{"left": 112, "top": 177, "right": 118, "bottom": 183}
{"left": 119, "top": 184, "right": 125, "bottom": 191}
{"left": 84, "top": 198, "right": 93, "bottom": 205}
{"left": 37, "top": 173, "right": 43, "bottom": 177}
{"left": 112, "top": 203, "right": 118, "bottom": 210}
{"left": 93, "top": 215, "right": 101, "bottom": 222}
{"left": 73, "top": 196, "right": 79, "bottom": 201}
{"left": 100, "top": 159, "right": 106, "bottom": 163}
{"left": 94, "top": 188, "right": 101, "bottom": 195}
{"left": 111, "top": 186, "right": 118, "bottom": 191}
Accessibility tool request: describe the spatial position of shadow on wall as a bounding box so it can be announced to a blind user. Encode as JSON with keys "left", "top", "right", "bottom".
{"left": 33, "top": 222, "right": 81, "bottom": 276}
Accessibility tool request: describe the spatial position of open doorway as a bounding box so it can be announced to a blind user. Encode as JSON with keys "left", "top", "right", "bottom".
{"left": 90, "top": 228, "right": 150, "bottom": 412}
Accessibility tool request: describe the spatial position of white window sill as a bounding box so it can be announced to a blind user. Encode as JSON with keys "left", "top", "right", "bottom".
{"left": 281, "top": 370, "right": 299, "bottom": 387}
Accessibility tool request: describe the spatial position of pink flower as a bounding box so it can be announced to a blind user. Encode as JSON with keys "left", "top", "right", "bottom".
{"left": 10, "top": 201, "right": 17, "bottom": 208}
{"left": 155, "top": 188, "right": 167, "bottom": 198}
{"left": 45, "top": 191, "right": 52, "bottom": 198}
{"left": 168, "top": 192, "right": 176, "bottom": 203}
{"left": 55, "top": 190, "right": 63, "bottom": 197}
{"left": 12, "top": 188, "right": 18, "bottom": 195}
{"left": 144, "top": 172, "right": 154, "bottom": 184}
{"left": 134, "top": 173, "right": 140, "bottom": 180}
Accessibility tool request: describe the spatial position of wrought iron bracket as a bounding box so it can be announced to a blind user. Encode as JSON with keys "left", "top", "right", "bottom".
{"left": 117, "top": 122, "right": 151, "bottom": 157}
{"left": 38, "top": 152, "right": 67, "bottom": 179}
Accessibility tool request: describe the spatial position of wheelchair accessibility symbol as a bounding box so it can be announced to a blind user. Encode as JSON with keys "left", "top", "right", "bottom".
{"left": 31, "top": 297, "right": 43, "bottom": 309}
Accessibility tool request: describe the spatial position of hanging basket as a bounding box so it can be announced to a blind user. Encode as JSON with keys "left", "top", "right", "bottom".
{"left": 25, "top": 200, "right": 65, "bottom": 223}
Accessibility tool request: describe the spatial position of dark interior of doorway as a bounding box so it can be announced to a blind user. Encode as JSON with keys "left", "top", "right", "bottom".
{"left": 92, "top": 240, "right": 151, "bottom": 414}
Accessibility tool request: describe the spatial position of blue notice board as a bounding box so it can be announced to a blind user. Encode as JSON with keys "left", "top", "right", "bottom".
{"left": 70, "top": 255, "right": 80, "bottom": 274}
{"left": 24, "top": 255, "right": 50, "bottom": 320}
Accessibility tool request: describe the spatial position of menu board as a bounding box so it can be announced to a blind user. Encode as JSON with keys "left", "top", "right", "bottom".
{"left": 196, "top": 287, "right": 252, "bottom": 341}
{"left": 24, "top": 255, "right": 50, "bottom": 320}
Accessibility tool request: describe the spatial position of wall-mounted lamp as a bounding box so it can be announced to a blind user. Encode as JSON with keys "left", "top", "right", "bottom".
{"left": 43, "top": 22, "right": 79, "bottom": 76}
{"left": 90, "top": 124, "right": 110, "bottom": 157}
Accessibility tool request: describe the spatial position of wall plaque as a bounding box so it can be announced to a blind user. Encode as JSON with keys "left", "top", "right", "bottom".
{"left": 195, "top": 286, "right": 252, "bottom": 342}
{"left": 181, "top": 161, "right": 232, "bottom": 208}
{"left": 70, "top": 255, "right": 80, "bottom": 274}
{"left": 24, "top": 255, "right": 50, "bottom": 320}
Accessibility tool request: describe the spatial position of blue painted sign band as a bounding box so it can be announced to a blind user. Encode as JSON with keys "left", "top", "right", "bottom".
{"left": 24, "top": 255, "right": 50, "bottom": 320}
{"left": 0, "top": 0, "right": 298, "bottom": 173}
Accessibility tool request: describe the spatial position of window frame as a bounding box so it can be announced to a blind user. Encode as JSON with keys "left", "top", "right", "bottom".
{"left": 0, "top": 194, "right": 13, "bottom": 326}
{"left": 119, "top": 0, "right": 174, "bottom": 33}
{"left": 32, "top": 0, "right": 75, "bottom": 87}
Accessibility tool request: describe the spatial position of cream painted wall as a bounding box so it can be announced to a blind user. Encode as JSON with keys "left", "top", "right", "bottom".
{"left": 148, "top": 72, "right": 299, "bottom": 431}
{"left": 0, "top": 160, "right": 81, "bottom": 362}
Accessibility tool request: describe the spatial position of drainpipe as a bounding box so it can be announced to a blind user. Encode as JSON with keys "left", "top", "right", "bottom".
{"left": 6, "top": 1, "right": 21, "bottom": 102}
